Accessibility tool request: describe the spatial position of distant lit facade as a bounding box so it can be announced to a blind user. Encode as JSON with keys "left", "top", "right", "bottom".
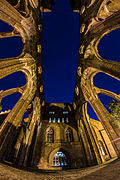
{"left": 34, "top": 104, "right": 84, "bottom": 170}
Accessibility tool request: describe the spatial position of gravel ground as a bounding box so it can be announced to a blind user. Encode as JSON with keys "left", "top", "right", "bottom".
{"left": 0, "top": 158, "right": 119, "bottom": 180}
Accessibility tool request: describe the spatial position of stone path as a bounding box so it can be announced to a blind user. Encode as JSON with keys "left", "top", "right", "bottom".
{"left": 0, "top": 158, "right": 120, "bottom": 180}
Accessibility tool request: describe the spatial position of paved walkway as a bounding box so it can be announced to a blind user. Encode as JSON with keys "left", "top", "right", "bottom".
{"left": 0, "top": 158, "right": 120, "bottom": 180}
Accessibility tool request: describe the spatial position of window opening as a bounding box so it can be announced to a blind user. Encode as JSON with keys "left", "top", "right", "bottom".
{"left": 62, "top": 118, "right": 64, "bottom": 123}
{"left": 49, "top": 111, "right": 55, "bottom": 114}
{"left": 53, "top": 152, "right": 67, "bottom": 167}
{"left": 49, "top": 118, "right": 52, "bottom": 123}
{"left": 63, "top": 111, "right": 68, "bottom": 114}
{"left": 53, "top": 118, "right": 56, "bottom": 123}
{"left": 66, "top": 128, "right": 73, "bottom": 142}
{"left": 66, "top": 118, "right": 69, "bottom": 123}
{"left": 47, "top": 128, "right": 54, "bottom": 143}
{"left": 99, "top": 140, "right": 107, "bottom": 156}
{"left": 58, "top": 118, "right": 60, "bottom": 123}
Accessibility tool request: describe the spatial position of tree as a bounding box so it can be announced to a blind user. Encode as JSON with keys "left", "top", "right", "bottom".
{"left": 107, "top": 100, "right": 120, "bottom": 128}
{"left": 0, "top": 103, "right": 2, "bottom": 111}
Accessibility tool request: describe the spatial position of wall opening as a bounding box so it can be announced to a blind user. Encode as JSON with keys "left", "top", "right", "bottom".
{"left": 53, "top": 152, "right": 68, "bottom": 167}
{"left": 98, "top": 28, "right": 120, "bottom": 62}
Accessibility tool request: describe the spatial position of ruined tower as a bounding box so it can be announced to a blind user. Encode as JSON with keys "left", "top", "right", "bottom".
{"left": 0, "top": 0, "right": 120, "bottom": 170}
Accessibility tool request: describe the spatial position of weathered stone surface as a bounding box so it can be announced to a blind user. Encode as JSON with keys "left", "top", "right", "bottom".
{"left": 0, "top": 158, "right": 120, "bottom": 180}
{"left": 0, "top": 0, "right": 120, "bottom": 172}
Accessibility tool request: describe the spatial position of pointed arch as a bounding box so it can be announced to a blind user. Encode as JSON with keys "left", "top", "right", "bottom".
{"left": 66, "top": 128, "right": 74, "bottom": 142}
{"left": 53, "top": 151, "right": 67, "bottom": 167}
{"left": 99, "top": 140, "right": 107, "bottom": 156}
{"left": 46, "top": 127, "right": 54, "bottom": 143}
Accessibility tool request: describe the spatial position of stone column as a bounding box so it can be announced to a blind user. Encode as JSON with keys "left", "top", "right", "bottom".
{"left": 0, "top": 65, "right": 37, "bottom": 160}
{"left": 81, "top": 67, "right": 120, "bottom": 157}
{"left": 18, "top": 97, "right": 41, "bottom": 167}
{"left": 82, "top": 103, "right": 102, "bottom": 164}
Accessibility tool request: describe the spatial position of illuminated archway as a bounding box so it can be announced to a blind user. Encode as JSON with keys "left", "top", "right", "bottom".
{"left": 53, "top": 151, "right": 68, "bottom": 167}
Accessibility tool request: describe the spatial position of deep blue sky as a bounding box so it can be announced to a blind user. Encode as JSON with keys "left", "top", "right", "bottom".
{"left": 0, "top": 1, "right": 120, "bottom": 121}
{"left": 42, "top": 0, "right": 79, "bottom": 102}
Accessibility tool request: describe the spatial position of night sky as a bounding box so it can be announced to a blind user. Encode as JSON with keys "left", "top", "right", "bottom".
{"left": 42, "top": 0, "right": 79, "bottom": 103}
{"left": 0, "top": 0, "right": 120, "bottom": 121}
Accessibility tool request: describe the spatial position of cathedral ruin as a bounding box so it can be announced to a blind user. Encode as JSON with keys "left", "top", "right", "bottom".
{"left": 0, "top": 0, "right": 120, "bottom": 170}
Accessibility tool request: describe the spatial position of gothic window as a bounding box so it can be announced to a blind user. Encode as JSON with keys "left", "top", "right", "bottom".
{"left": 63, "top": 111, "right": 68, "bottom": 114}
{"left": 62, "top": 118, "right": 64, "bottom": 123}
{"left": 53, "top": 118, "right": 56, "bottom": 123}
{"left": 99, "top": 140, "right": 107, "bottom": 156}
{"left": 49, "top": 111, "right": 55, "bottom": 114}
{"left": 49, "top": 118, "right": 52, "bottom": 122}
{"left": 53, "top": 152, "right": 67, "bottom": 167}
{"left": 66, "top": 118, "right": 69, "bottom": 123}
{"left": 58, "top": 118, "right": 60, "bottom": 123}
{"left": 66, "top": 128, "right": 73, "bottom": 142}
{"left": 47, "top": 128, "right": 54, "bottom": 143}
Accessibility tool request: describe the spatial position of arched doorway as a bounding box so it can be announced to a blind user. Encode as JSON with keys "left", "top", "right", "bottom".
{"left": 53, "top": 151, "right": 67, "bottom": 167}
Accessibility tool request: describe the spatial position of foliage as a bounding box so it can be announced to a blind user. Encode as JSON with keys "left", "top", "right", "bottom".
{"left": 107, "top": 100, "right": 120, "bottom": 127}
{"left": 0, "top": 103, "right": 2, "bottom": 111}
